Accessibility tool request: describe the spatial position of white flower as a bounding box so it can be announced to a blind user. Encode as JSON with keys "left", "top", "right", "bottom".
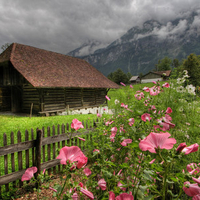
{"left": 185, "top": 134, "right": 189, "bottom": 139}
{"left": 179, "top": 107, "right": 183, "bottom": 112}
{"left": 176, "top": 86, "right": 185, "bottom": 93}
{"left": 170, "top": 83, "right": 176, "bottom": 89}
{"left": 115, "top": 99, "right": 119, "bottom": 104}
{"left": 183, "top": 70, "right": 188, "bottom": 75}
{"left": 179, "top": 99, "right": 187, "bottom": 103}
{"left": 186, "top": 84, "right": 196, "bottom": 95}
{"left": 177, "top": 78, "right": 185, "bottom": 84}
{"left": 183, "top": 74, "right": 190, "bottom": 78}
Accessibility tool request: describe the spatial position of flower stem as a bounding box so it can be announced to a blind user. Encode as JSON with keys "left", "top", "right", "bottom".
{"left": 57, "top": 175, "right": 68, "bottom": 200}
{"left": 175, "top": 188, "right": 183, "bottom": 200}
{"left": 162, "top": 163, "right": 169, "bottom": 200}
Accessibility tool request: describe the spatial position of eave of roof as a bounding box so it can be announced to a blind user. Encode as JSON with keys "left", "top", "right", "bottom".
{"left": 0, "top": 43, "right": 119, "bottom": 89}
{"left": 151, "top": 70, "right": 171, "bottom": 76}
{"left": 130, "top": 76, "right": 139, "bottom": 81}
{"left": 142, "top": 70, "right": 171, "bottom": 78}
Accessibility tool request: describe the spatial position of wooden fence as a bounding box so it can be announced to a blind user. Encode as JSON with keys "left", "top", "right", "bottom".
{"left": 0, "top": 119, "right": 98, "bottom": 194}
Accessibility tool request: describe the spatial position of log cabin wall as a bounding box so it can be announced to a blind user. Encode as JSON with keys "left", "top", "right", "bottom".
{"left": 65, "top": 88, "right": 107, "bottom": 109}
{"left": 22, "top": 86, "right": 107, "bottom": 114}
{"left": 22, "top": 84, "right": 40, "bottom": 113}
{"left": 65, "top": 88, "right": 82, "bottom": 108}
{"left": 43, "top": 88, "right": 65, "bottom": 111}
{"left": 83, "top": 88, "right": 96, "bottom": 106}
{"left": 4, "top": 82, "right": 108, "bottom": 114}
{"left": 95, "top": 88, "right": 107, "bottom": 105}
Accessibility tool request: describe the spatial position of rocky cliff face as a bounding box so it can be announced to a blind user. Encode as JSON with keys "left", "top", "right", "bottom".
{"left": 67, "top": 12, "right": 200, "bottom": 76}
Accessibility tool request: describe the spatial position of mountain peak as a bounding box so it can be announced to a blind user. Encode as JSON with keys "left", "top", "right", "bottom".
{"left": 143, "top": 20, "right": 161, "bottom": 29}
{"left": 67, "top": 12, "right": 200, "bottom": 76}
{"left": 67, "top": 40, "right": 107, "bottom": 57}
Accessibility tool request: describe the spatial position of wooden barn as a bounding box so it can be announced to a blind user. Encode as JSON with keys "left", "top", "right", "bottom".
{"left": 0, "top": 43, "right": 119, "bottom": 115}
{"left": 141, "top": 70, "right": 171, "bottom": 83}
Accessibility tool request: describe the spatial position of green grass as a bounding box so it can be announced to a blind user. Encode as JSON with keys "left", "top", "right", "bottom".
{"left": 0, "top": 114, "right": 111, "bottom": 145}
{"left": 0, "top": 114, "right": 94, "bottom": 134}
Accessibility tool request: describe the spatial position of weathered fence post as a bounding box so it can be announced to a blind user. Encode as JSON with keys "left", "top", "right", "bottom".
{"left": 3, "top": 133, "right": 9, "bottom": 191}
{"left": 35, "top": 129, "right": 42, "bottom": 188}
{"left": 30, "top": 103, "right": 33, "bottom": 118}
{"left": 17, "top": 131, "right": 23, "bottom": 187}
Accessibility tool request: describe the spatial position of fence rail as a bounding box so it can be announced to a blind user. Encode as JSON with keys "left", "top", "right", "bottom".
{"left": 0, "top": 119, "right": 98, "bottom": 194}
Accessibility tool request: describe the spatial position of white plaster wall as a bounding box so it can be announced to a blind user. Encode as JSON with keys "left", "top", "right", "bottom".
{"left": 141, "top": 78, "right": 163, "bottom": 83}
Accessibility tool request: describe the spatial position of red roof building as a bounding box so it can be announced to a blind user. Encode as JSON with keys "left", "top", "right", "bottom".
{"left": 0, "top": 43, "right": 119, "bottom": 114}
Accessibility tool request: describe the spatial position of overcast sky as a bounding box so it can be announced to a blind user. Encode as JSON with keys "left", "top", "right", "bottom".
{"left": 0, "top": 0, "right": 200, "bottom": 54}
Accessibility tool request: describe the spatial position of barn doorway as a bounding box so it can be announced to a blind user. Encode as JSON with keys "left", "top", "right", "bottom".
{"left": 11, "top": 86, "right": 22, "bottom": 113}
{"left": 0, "top": 86, "right": 11, "bottom": 111}
{"left": 0, "top": 86, "right": 22, "bottom": 112}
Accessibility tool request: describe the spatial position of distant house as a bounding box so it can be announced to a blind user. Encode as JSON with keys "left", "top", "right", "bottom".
{"left": 130, "top": 76, "right": 141, "bottom": 84}
{"left": 0, "top": 43, "right": 119, "bottom": 115}
{"left": 141, "top": 70, "right": 171, "bottom": 83}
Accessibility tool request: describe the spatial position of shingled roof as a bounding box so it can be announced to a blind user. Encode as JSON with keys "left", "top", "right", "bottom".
{"left": 151, "top": 70, "right": 171, "bottom": 77}
{"left": 0, "top": 43, "right": 119, "bottom": 89}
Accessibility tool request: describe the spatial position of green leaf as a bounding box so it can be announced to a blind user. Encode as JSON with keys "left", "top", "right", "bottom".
{"left": 54, "top": 184, "right": 62, "bottom": 193}
{"left": 144, "top": 169, "right": 154, "bottom": 176}
{"left": 144, "top": 195, "right": 155, "bottom": 200}
{"left": 101, "top": 169, "right": 113, "bottom": 178}
{"left": 119, "top": 162, "right": 129, "bottom": 169}
{"left": 170, "top": 177, "right": 178, "bottom": 182}
{"left": 166, "top": 179, "right": 174, "bottom": 184}
{"left": 137, "top": 189, "right": 145, "bottom": 200}
{"left": 105, "top": 160, "right": 116, "bottom": 167}
{"left": 139, "top": 185, "right": 149, "bottom": 192}
{"left": 167, "top": 189, "right": 178, "bottom": 198}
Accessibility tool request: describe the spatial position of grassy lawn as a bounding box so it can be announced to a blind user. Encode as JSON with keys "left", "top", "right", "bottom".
{"left": 0, "top": 113, "right": 112, "bottom": 146}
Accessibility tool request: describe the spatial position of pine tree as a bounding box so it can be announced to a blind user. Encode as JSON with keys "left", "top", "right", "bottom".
{"left": 183, "top": 53, "right": 200, "bottom": 86}
{"left": 155, "top": 57, "right": 172, "bottom": 71}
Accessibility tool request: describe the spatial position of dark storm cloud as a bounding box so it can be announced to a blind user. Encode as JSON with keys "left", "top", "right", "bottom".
{"left": 0, "top": 0, "right": 200, "bottom": 54}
